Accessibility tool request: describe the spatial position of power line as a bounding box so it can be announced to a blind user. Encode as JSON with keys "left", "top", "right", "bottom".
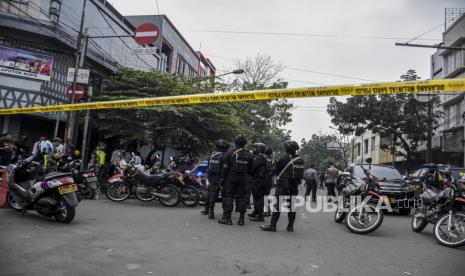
{"left": 155, "top": 0, "right": 160, "bottom": 14}
{"left": 206, "top": 53, "right": 376, "bottom": 83}
{"left": 184, "top": 29, "right": 441, "bottom": 42}
{"left": 406, "top": 23, "right": 443, "bottom": 44}
{"left": 95, "top": 6, "right": 157, "bottom": 70}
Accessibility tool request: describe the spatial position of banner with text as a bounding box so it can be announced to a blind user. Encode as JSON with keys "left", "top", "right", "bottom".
{"left": 0, "top": 45, "right": 54, "bottom": 81}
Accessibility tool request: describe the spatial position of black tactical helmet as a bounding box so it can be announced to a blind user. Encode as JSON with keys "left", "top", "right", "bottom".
{"left": 283, "top": 140, "right": 299, "bottom": 153}
{"left": 214, "top": 139, "right": 229, "bottom": 151}
{"left": 264, "top": 146, "right": 273, "bottom": 155}
{"left": 253, "top": 143, "right": 266, "bottom": 154}
{"left": 235, "top": 134, "right": 247, "bottom": 147}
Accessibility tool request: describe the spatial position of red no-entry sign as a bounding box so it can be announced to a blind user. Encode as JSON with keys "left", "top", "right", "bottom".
{"left": 67, "top": 84, "right": 86, "bottom": 101}
{"left": 134, "top": 23, "right": 160, "bottom": 45}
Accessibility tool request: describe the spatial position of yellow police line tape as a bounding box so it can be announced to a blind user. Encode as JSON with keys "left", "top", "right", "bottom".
{"left": 1, "top": 78, "right": 465, "bottom": 115}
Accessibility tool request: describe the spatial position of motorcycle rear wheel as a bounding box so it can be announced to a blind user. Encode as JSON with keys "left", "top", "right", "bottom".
{"left": 106, "top": 182, "right": 131, "bottom": 202}
{"left": 54, "top": 200, "right": 75, "bottom": 223}
{"left": 411, "top": 212, "right": 428, "bottom": 233}
{"left": 433, "top": 211, "right": 465, "bottom": 248}
{"left": 181, "top": 186, "right": 199, "bottom": 207}
{"left": 345, "top": 203, "right": 384, "bottom": 234}
{"left": 158, "top": 184, "right": 181, "bottom": 207}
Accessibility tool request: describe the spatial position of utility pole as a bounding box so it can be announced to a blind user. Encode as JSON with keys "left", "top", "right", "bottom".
{"left": 80, "top": 86, "right": 92, "bottom": 171}
{"left": 66, "top": 0, "right": 87, "bottom": 145}
{"left": 426, "top": 98, "right": 433, "bottom": 163}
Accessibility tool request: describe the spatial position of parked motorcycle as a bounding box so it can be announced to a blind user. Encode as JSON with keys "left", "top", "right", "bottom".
{"left": 170, "top": 171, "right": 200, "bottom": 207}
{"left": 105, "top": 160, "right": 181, "bottom": 207}
{"left": 411, "top": 177, "right": 465, "bottom": 247}
{"left": 5, "top": 155, "right": 79, "bottom": 223}
{"left": 334, "top": 165, "right": 385, "bottom": 234}
{"left": 183, "top": 171, "right": 207, "bottom": 206}
{"left": 60, "top": 159, "right": 98, "bottom": 200}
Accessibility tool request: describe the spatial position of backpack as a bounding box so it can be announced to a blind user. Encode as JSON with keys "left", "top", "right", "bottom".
{"left": 230, "top": 149, "right": 249, "bottom": 174}
{"left": 291, "top": 157, "right": 305, "bottom": 180}
{"left": 278, "top": 155, "right": 304, "bottom": 181}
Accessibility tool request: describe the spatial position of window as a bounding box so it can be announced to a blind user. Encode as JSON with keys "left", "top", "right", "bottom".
{"left": 371, "top": 137, "right": 376, "bottom": 152}
{"left": 455, "top": 103, "right": 461, "bottom": 126}
{"left": 364, "top": 139, "right": 369, "bottom": 154}
{"left": 177, "top": 56, "right": 187, "bottom": 76}
{"left": 160, "top": 41, "right": 173, "bottom": 73}
{"left": 445, "top": 47, "right": 465, "bottom": 75}
{"left": 356, "top": 143, "right": 361, "bottom": 156}
{"left": 445, "top": 106, "right": 451, "bottom": 129}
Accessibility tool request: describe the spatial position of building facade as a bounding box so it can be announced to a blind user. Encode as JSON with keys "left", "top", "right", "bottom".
{"left": 0, "top": 0, "right": 215, "bottom": 152}
{"left": 429, "top": 10, "right": 465, "bottom": 166}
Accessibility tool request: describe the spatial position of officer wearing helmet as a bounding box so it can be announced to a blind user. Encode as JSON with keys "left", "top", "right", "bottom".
{"left": 201, "top": 139, "right": 229, "bottom": 219}
{"left": 260, "top": 140, "right": 304, "bottom": 232}
{"left": 218, "top": 134, "right": 253, "bottom": 226}
{"left": 248, "top": 143, "right": 268, "bottom": 222}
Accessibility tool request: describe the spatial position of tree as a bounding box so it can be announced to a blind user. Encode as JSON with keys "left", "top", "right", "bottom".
{"left": 300, "top": 133, "right": 347, "bottom": 170}
{"left": 327, "top": 69, "right": 442, "bottom": 171}
{"left": 93, "top": 69, "right": 241, "bottom": 155}
{"left": 220, "top": 54, "right": 294, "bottom": 151}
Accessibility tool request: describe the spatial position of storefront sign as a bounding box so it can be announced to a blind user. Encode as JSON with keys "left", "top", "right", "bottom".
{"left": 0, "top": 45, "right": 54, "bottom": 81}
{"left": 67, "top": 68, "right": 90, "bottom": 84}
{"left": 130, "top": 47, "right": 159, "bottom": 55}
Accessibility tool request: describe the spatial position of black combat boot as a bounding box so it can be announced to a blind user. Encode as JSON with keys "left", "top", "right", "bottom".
{"left": 259, "top": 224, "right": 276, "bottom": 232}
{"left": 201, "top": 203, "right": 209, "bottom": 215}
{"left": 238, "top": 213, "right": 245, "bottom": 225}
{"left": 218, "top": 212, "right": 232, "bottom": 225}
{"left": 208, "top": 208, "right": 215, "bottom": 219}
{"left": 287, "top": 212, "right": 296, "bottom": 232}
{"left": 250, "top": 213, "right": 265, "bottom": 222}
{"left": 247, "top": 211, "right": 257, "bottom": 218}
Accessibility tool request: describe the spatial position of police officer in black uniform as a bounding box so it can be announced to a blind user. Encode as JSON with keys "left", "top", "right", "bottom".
{"left": 201, "top": 139, "right": 229, "bottom": 219}
{"left": 263, "top": 146, "right": 275, "bottom": 217}
{"left": 248, "top": 143, "right": 268, "bottom": 222}
{"left": 260, "top": 140, "right": 304, "bottom": 232}
{"left": 218, "top": 134, "right": 253, "bottom": 226}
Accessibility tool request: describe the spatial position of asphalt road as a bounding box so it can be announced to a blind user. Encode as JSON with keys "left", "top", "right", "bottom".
{"left": 1, "top": 193, "right": 464, "bottom": 276}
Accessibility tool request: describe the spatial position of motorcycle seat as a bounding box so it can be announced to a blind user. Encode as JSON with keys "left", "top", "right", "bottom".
{"left": 139, "top": 170, "right": 164, "bottom": 183}
{"left": 43, "top": 172, "right": 71, "bottom": 181}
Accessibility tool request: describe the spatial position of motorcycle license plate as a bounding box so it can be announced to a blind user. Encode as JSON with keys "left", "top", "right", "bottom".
{"left": 388, "top": 197, "right": 396, "bottom": 203}
{"left": 58, "top": 184, "right": 78, "bottom": 195}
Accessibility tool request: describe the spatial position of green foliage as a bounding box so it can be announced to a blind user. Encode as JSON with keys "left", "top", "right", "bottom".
{"left": 327, "top": 69, "right": 442, "bottom": 168}
{"left": 300, "top": 133, "right": 347, "bottom": 170}
{"left": 93, "top": 65, "right": 293, "bottom": 155}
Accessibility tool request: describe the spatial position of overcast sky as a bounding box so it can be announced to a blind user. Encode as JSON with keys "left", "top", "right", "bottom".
{"left": 111, "top": 0, "right": 463, "bottom": 142}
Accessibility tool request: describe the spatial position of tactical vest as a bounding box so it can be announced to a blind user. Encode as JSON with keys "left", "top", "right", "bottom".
{"left": 230, "top": 148, "right": 249, "bottom": 174}
{"left": 209, "top": 152, "right": 223, "bottom": 176}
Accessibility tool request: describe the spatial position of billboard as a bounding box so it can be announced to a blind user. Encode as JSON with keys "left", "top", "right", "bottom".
{"left": 0, "top": 45, "right": 54, "bottom": 81}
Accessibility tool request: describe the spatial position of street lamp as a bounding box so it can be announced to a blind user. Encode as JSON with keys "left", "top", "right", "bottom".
{"left": 215, "top": 69, "right": 245, "bottom": 78}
